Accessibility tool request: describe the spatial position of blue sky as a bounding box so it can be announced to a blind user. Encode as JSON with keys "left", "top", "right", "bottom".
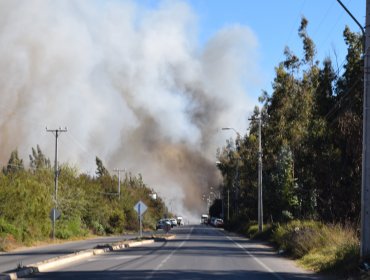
{"left": 144, "top": 0, "right": 364, "bottom": 104}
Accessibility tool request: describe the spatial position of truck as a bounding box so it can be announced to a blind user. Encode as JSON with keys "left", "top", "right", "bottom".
{"left": 201, "top": 214, "right": 209, "bottom": 224}
{"left": 176, "top": 216, "right": 184, "bottom": 226}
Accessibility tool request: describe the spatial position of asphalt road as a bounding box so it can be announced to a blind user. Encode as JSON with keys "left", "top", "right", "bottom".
{"left": 0, "top": 232, "right": 149, "bottom": 273}
{"left": 19, "top": 225, "right": 330, "bottom": 280}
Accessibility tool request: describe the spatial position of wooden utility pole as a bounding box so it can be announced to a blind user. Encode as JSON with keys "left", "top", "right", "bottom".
{"left": 361, "top": 0, "right": 370, "bottom": 260}
{"left": 46, "top": 127, "right": 67, "bottom": 240}
{"left": 113, "top": 168, "right": 125, "bottom": 199}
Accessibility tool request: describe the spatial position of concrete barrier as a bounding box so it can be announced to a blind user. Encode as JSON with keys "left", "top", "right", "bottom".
{"left": 0, "top": 236, "right": 171, "bottom": 280}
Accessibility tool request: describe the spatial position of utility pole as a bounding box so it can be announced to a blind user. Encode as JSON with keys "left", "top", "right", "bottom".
{"left": 249, "top": 115, "right": 263, "bottom": 232}
{"left": 336, "top": 0, "right": 369, "bottom": 262}
{"left": 46, "top": 127, "right": 67, "bottom": 240}
{"left": 257, "top": 117, "right": 263, "bottom": 233}
{"left": 361, "top": 0, "right": 370, "bottom": 261}
{"left": 227, "top": 189, "right": 230, "bottom": 221}
{"left": 337, "top": 0, "right": 370, "bottom": 260}
{"left": 113, "top": 168, "right": 125, "bottom": 199}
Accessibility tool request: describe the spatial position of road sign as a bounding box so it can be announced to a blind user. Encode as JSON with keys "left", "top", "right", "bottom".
{"left": 49, "top": 208, "right": 61, "bottom": 221}
{"left": 134, "top": 200, "right": 147, "bottom": 216}
{"left": 134, "top": 200, "right": 147, "bottom": 238}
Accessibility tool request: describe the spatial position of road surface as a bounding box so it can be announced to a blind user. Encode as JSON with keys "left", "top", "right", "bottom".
{"left": 19, "top": 225, "right": 329, "bottom": 280}
{"left": 0, "top": 233, "right": 148, "bottom": 273}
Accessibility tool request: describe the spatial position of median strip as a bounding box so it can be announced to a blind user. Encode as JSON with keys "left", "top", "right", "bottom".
{"left": 0, "top": 234, "right": 176, "bottom": 280}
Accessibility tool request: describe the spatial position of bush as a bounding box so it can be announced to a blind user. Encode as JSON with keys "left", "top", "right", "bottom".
{"left": 56, "top": 217, "right": 88, "bottom": 239}
{"left": 91, "top": 221, "right": 105, "bottom": 235}
{"left": 272, "top": 220, "right": 324, "bottom": 258}
{"left": 0, "top": 218, "right": 21, "bottom": 251}
{"left": 266, "top": 220, "right": 360, "bottom": 275}
{"left": 108, "top": 210, "right": 125, "bottom": 234}
{"left": 0, "top": 218, "right": 20, "bottom": 240}
{"left": 298, "top": 224, "right": 359, "bottom": 274}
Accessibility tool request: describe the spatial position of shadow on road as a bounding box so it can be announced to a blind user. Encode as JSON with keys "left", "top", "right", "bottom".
{"left": 22, "top": 269, "right": 327, "bottom": 280}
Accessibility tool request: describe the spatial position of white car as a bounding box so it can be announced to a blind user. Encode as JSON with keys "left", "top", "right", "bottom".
{"left": 170, "top": 218, "right": 177, "bottom": 227}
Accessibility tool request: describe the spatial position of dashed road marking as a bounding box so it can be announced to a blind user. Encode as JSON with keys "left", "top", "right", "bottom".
{"left": 145, "top": 227, "right": 193, "bottom": 279}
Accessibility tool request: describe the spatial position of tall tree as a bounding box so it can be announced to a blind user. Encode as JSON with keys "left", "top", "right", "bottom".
{"left": 29, "top": 145, "right": 51, "bottom": 170}
{"left": 95, "top": 156, "right": 109, "bottom": 178}
{"left": 2, "top": 150, "right": 24, "bottom": 175}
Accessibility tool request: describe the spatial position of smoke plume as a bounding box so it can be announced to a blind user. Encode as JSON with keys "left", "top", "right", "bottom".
{"left": 0, "top": 0, "right": 260, "bottom": 220}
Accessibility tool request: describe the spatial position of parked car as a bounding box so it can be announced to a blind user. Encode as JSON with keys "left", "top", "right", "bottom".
{"left": 170, "top": 218, "right": 177, "bottom": 227}
{"left": 214, "top": 218, "right": 224, "bottom": 228}
{"left": 156, "top": 219, "right": 171, "bottom": 230}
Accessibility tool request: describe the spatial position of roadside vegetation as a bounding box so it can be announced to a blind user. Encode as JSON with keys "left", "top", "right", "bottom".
{"left": 212, "top": 17, "right": 367, "bottom": 279}
{"left": 226, "top": 220, "right": 363, "bottom": 278}
{"left": 251, "top": 222, "right": 358, "bottom": 271}
{"left": 0, "top": 148, "right": 167, "bottom": 251}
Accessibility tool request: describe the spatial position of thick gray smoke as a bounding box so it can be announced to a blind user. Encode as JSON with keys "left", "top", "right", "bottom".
{"left": 0, "top": 0, "right": 260, "bottom": 220}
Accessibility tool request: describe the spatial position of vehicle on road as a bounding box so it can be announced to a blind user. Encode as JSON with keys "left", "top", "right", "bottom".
{"left": 214, "top": 218, "right": 224, "bottom": 228}
{"left": 201, "top": 214, "right": 209, "bottom": 224}
{"left": 156, "top": 219, "right": 171, "bottom": 230}
{"left": 170, "top": 218, "right": 177, "bottom": 227}
{"left": 176, "top": 216, "right": 184, "bottom": 226}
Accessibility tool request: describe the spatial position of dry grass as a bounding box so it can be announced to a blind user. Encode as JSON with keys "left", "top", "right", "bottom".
{"left": 271, "top": 221, "right": 360, "bottom": 275}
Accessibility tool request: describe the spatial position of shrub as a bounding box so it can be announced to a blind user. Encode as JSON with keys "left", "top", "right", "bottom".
{"left": 56, "top": 217, "right": 88, "bottom": 239}
{"left": 108, "top": 210, "right": 125, "bottom": 234}
{"left": 272, "top": 220, "right": 324, "bottom": 258}
{"left": 299, "top": 224, "right": 360, "bottom": 274}
{"left": 0, "top": 218, "right": 21, "bottom": 251}
{"left": 91, "top": 221, "right": 105, "bottom": 235}
{"left": 0, "top": 218, "right": 20, "bottom": 240}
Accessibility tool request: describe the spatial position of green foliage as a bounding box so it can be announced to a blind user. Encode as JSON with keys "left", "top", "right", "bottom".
{"left": 297, "top": 224, "right": 359, "bottom": 275}
{"left": 273, "top": 220, "right": 325, "bottom": 258}
{"left": 269, "top": 220, "right": 360, "bottom": 275}
{"left": 91, "top": 221, "right": 105, "bottom": 235}
{"left": 0, "top": 170, "right": 52, "bottom": 244}
{"left": 0, "top": 148, "right": 167, "bottom": 250}
{"left": 29, "top": 145, "right": 51, "bottom": 170}
{"left": 2, "top": 150, "right": 24, "bottom": 175}
{"left": 216, "top": 19, "right": 363, "bottom": 225}
{"left": 0, "top": 218, "right": 20, "bottom": 240}
{"left": 107, "top": 210, "right": 126, "bottom": 234}
{"left": 298, "top": 17, "right": 316, "bottom": 64}
{"left": 56, "top": 217, "right": 88, "bottom": 239}
{"left": 242, "top": 220, "right": 360, "bottom": 275}
{"left": 95, "top": 157, "right": 109, "bottom": 178}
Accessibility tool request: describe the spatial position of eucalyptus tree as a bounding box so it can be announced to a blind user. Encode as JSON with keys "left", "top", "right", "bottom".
{"left": 2, "top": 150, "right": 24, "bottom": 175}
{"left": 29, "top": 145, "right": 51, "bottom": 170}
{"left": 327, "top": 27, "right": 363, "bottom": 222}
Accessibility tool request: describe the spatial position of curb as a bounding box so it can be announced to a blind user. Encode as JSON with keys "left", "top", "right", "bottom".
{"left": 0, "top": 236, "right": 174, "bottom": 280}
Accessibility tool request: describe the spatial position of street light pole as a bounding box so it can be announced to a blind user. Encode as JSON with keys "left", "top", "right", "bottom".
{"left": 222, "top": 127, "right": 241, "bottom": 220}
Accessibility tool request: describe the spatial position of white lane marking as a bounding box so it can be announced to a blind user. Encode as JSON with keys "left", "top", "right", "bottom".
{"left": 226, "top": 235, "right": 285, "bottom": 280}
{"left": 145, "top": 227, "right": 193, "bottom": 280}
{"left": 87, "top": 255, "right": 139, "bottom": 262}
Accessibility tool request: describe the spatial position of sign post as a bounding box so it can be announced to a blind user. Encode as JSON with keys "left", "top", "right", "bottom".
{"left": 134, "top": 200, "right": 147, "bottom": 238}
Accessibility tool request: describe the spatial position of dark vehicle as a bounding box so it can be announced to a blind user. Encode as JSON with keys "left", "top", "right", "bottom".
{"left": 214, "top": 218, "right": 224, "bottom": 228}
{"left": 156, "top": 219, "right": 171, "bottom": 231}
